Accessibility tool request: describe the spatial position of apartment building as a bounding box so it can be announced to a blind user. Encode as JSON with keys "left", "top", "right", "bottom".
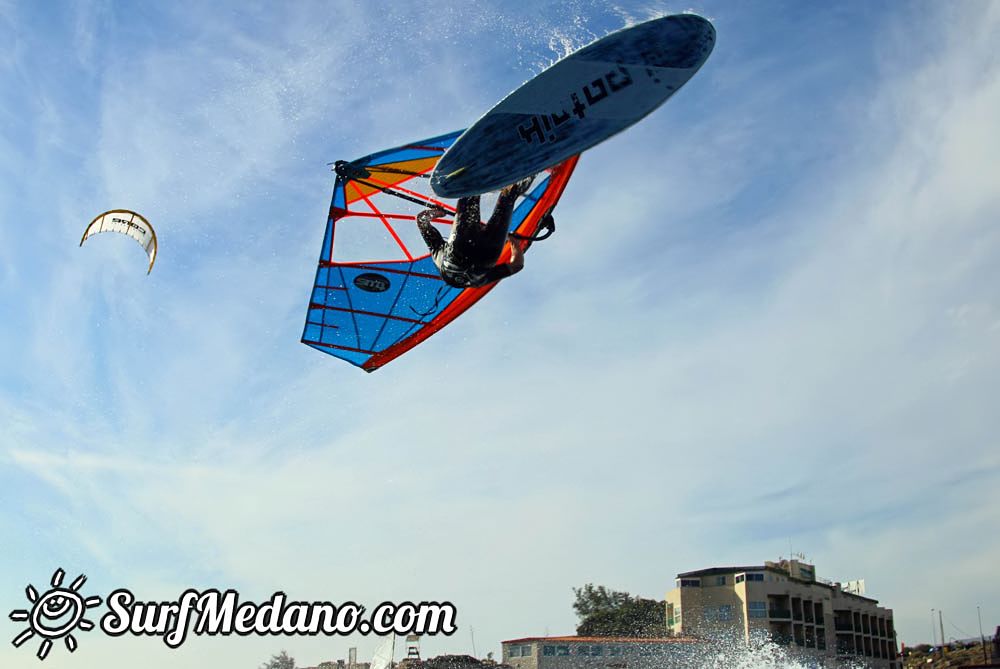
{"left": 501, "top": 636, "right": 702, "bottom": 669}
{"left": 665, "top": 559, "right": 900, "bottom": 669}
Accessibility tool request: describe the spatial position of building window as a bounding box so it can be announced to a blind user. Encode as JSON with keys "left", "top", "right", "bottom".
{"left": 748, "top": 601, "right": 767, "bottom": 619}
{"left": 703, "top": 605, "right": 734, "bottom": 622}
{"left": 543, "top": 646, "right": 555, "bottom": 657}
{"left": 609, "top": 646, "right": 623, "bottom": 656}
{"left": 680, "top": 579, "right": 701, "bottom": 587}
{"left": 735, "top": 574, "right": 745, "bottom": 584}
{"left": 556, "top": 646, "right": 569, "bottom": 656}
{"left": 716, "top": 575, "right": 727, "bottom": 586}
{"left": 577, "top": 645, "right": 603, "bottom": 657}
{"left": 509, "top": 645, "right": 531, "bottom": 657}
{"left": 746, "top": 573, "right": 764, "bottom": 582}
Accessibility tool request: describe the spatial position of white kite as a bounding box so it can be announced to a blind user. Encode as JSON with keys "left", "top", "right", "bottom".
{"left": 80, "top": 209, "right": 157, "bottom": 274}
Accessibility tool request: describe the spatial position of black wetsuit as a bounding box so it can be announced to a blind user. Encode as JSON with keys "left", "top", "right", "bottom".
{"left": 416, "top": 189, "right": 523, "bottom": 288}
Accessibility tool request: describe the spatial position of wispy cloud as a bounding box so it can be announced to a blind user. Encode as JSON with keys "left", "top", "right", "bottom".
{"left": 2, "top": 1, "right": 999, "bottom": 666}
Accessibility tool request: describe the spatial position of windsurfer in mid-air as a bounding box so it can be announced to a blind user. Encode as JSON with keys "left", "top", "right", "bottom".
{"left": 416, "top": 176, "right": 551, "bottom": 288}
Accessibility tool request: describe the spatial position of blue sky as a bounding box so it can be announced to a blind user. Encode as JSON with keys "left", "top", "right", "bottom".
{"left": 2, "top": 1, "right": 999, "bottom": 667}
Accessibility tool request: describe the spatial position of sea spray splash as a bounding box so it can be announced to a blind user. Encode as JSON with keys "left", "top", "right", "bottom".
{"left": 653, "top": 637, "right": 873, "bottom": 668}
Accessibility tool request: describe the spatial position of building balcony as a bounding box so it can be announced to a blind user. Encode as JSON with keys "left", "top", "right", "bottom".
{"left": 834, "top": 621, "right": 854, "bottom": 632}
{"left": 769, "top": 608, "right": 792, "bottom": 619}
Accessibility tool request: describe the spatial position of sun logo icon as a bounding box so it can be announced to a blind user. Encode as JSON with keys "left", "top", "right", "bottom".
{"left": 8, "top": 568, "right": 103, "bottom": 660}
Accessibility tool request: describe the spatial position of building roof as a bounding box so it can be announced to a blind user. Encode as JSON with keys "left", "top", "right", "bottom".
{"left": 674, "top": 565, "right": 884, "bottom": 605}
{"left": 825, "top": 584, "right": 880, "bottom": 605}
{"left": 502, "top": 636, "right": 700, "bottom": 645}
{"left": 676, "top": 565, "right": 770, "bottom": 578}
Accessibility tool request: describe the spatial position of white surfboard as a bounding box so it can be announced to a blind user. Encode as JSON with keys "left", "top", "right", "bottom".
{"left": 430, "top": 13, "right": 716, "bottom": 199}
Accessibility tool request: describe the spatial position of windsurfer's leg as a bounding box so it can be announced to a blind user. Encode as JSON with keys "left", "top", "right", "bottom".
{"left": 472, "top": 177, "right": 535, "bottom": 264}
{"left": 468, "top": 213, "right": 512, "bottom": 268}
{"left": 480, "top": 219, "right": 512, "bottom": 264}
{"left": 481, "top": 181, "right": 526, "bottom": 253}
{"left": 486, "top": 175, "right": 535, "bottom": 235}
{"left": 449, "top": 196, "right": 481, "bottom": 244}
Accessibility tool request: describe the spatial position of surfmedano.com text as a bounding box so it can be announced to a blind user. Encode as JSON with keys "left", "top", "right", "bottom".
{"left": 100, "top": 589, "right": 457, "bottom": 649}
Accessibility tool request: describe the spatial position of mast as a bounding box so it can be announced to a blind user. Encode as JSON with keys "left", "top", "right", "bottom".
{"left": 978, "top": 605, "right": 988, "bottom": 664}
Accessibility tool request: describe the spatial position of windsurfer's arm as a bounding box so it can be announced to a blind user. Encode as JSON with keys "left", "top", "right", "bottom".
{"left": 482, "top": 241, "right": 525, "bottom": 283}
{"left": 416, "top": 208, "right": 447, "bottom": 254}
{"left": 508, "top": 239, "right": 525, "bottom": 272}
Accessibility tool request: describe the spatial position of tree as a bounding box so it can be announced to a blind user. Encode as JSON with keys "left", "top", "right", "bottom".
{"left": 572, "top": 585, "right": 666, "bottom": 638}
{"left": 260, "top": 650, "right": 296, "bottom": 669}
{"left": 572, "top": 584, "right": 634, "bottom": 618}
{"left": 576, "top": 598, "right": 666, "bottom": 637}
